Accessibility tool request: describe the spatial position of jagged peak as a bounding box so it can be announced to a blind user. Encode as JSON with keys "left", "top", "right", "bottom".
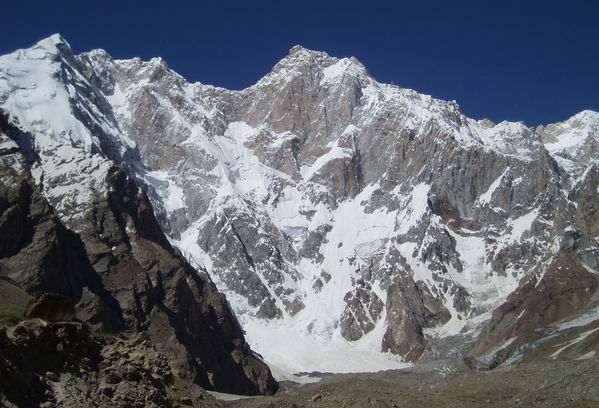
{"left": 283, "top": 45, "right": 368, "bottom": 74}
{"left": 34, "top": 33, "right": 72, "bottom": 55}
{"left": 285, "top": 45, "right": 367, "bottom": 67}
{"left": 542, "top": 109, "right": 599, "bottom": 130}
{"left": 477, "top": 118, "right": 496, "bottom": 129}
{"left": 287, "top": 44, "right": 328, "bottom": 58}
{"left": 255, "top": 45, "right": 371, "bottom": 90}
{"left": 275, "top": 45, "right": 333, "bottom": 70}
{"left": 537, "top": 110, "right": 599, "bottom": 159}
{"left": 0, "top": 33, "right": 76, "bottom": 67}
{"left": 147, "top": 56, "right": 169, "bottom": 69}
{"left": 80, "top": 47, "right": 113, "bottom": 60}
{"left": 85, "top": 52, "right": 177, "bottom": 82}
{"left": 567, "top": 109, "right": 599, "bottom": 125}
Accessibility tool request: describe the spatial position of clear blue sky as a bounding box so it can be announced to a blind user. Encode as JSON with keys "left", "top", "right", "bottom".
{"left": 2, "top": 0, "right": 598, "bottom": 126}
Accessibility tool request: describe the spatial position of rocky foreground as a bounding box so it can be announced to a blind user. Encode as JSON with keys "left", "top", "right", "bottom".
{"left": 2, "top": 304, "right": 597, "bottom": 408}
{"left": 226, "top": 360, "right": 599, "bottom": 408}
{"left": 0, "top": 316, "right": 221, "bottom": 408}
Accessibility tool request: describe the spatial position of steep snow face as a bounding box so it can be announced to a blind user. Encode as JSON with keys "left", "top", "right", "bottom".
{"left": 0, "top": 35, "right": 125, "bottom": 229}
{"left": 1, "top": 36, "right": 598, "bottom": 378}
{"left": 0, "top": 35, "right": 134, "bottom": 156}
{"left": 0, "top": 35, "right": 94, "bottom": 149}
{"left": 29, "top": 137, "right": 115, "bottom": 229}
{"left": 539, "top": 110, "right": 599, "bottom": 177}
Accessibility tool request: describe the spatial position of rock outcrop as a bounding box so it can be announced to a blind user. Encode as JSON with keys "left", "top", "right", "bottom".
{"left": 466, "top": 252, "right": 599, "bottom": 368}
{"left": 0, "top": 112, "right": 277, "bottom": 400}
{"left": 0, "top": 318, "right": 225, "bottom": 408}
{"left": 24, "top": 293, "right": 76, "bottom": 322}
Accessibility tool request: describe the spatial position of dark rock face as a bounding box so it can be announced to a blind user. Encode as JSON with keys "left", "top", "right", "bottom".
{"left": 0, "top": 277, "right": 31, "bottom": 319}
{"left": 0, "top": 166, "right": 92, "bottom": 299}
{"left": 466, "top": 252, "right": 599, "bottom": 368}
{"left": 339, "top": 280, "right": 384, "bottom": 341}
{"left": 381, "top": 277, "right": 450, "bottom": 362}
{"left": 86, "top": 167, "right": 277, "bottom": 394}
{"left": 0, "top": 115, "right": 277, "bottom": 396}
{"left": 24, "top": 293, "right": 75, "bottom": 322}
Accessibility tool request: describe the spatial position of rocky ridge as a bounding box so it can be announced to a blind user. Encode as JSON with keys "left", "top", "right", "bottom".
{"left": 0, "top": 108, "right": 278, "bottom": 405}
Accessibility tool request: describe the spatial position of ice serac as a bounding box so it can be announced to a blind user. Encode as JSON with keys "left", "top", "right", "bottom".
{"left": 1, "top": 35, "right": 598, "bottom": 375}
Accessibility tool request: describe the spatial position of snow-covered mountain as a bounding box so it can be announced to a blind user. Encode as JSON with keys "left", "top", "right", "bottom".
{"left": 1, "top": 34, "right": 598, "bottom": 377}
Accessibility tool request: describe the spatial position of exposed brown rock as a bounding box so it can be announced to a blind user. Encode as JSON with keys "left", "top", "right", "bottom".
{"left": 0, "top": 277, "right": 31, "bottom": 319}
{"left": 382, "top": 278, "right": 450, "bottom": 362}
{"left": 466, "top": 252, "right": 599, "bottom": 368}
{"left": 24, "top": 293, "right": 75, "bottom": 322}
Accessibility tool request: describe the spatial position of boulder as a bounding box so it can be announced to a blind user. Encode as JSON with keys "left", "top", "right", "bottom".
{"left": 24, "top": 293, "right": 75, "bottom": 322}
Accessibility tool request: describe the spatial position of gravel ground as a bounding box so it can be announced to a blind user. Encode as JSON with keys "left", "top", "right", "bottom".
{"left": 222, "top": 360, "right": 599, "bottom": 408}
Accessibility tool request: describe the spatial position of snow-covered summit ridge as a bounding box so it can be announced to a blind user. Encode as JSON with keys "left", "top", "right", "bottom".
{"left": 0, "top": 33, "right": 135, "bottom": 156}
{"left": 35, "top": 33, "right": 71, "bottom": 54}
{"left": 538, "top": 110, "right": 599, "bottom": 174}
{"left": 66, "top": 35, "right": 598, "bottom": 156}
